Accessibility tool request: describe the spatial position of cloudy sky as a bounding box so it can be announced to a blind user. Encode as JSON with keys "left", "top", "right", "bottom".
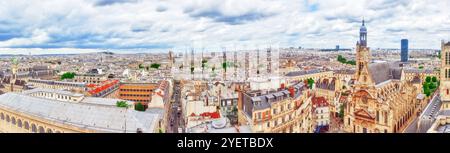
{"left": 0, "top": 0, "right": 449, "bottom": 54}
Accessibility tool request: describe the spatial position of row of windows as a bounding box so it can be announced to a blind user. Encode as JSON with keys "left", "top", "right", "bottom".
{"left": 122, "top": 99, "right": 150, "bottom": 103}
{"left": 273, "top": 103, "right": 292, "bottom": 115}
{"left": 0, "top": 112, "right": 62, "bottom": 133}
{"left": 120, "top": 89, "right": 153, "bottom": 92}
{"left": 445, "top": 69, "right": 450, "bottom": 79}
{"left": 354, "top": 125, "right": 388, "bottom": 133}
{"left": 265, "top": 114, "right": 295, "bottom": 128}
{"left": 446, "top": 52, "right": 450, "bottom": 65}
{"left": 30, "top": 81, "right": 84, "bottom": 87}
{"left": 76, "top": 77, "right": 102, "bottom": 80}
{"left": 221, "top": 100, "right": 238, "bottom": 106}
{"left": 31, "top": 92, "right": 76, "bottom": 101}
{"left": 255, "top": 103, "right": 295, "bottom": 121}
{"left": 120, "top": 94, "right": 151, "bottom": 97}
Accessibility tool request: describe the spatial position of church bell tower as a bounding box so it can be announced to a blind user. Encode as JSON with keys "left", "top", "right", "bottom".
{"left": 440, "top": 41, "right": 450, "bottom": 110}
{"left": 355, "top": 19, "right": 373, "bottom": 88}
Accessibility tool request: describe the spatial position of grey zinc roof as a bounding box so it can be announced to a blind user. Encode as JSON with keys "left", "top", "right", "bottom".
{"left": 81, "top": 97, "right": 133, "bottom": 106}
{"left": 411, "top": 76, "right": 421, "bottom": 84}
{"left": 333, "top": 69, "right": 356, "bottom": 74}
{"left": 368, "top": 62, "right": 402, "bottom": 85}
{"left": 253, "top": 97, "right": 270, "bottom": 111}
{"left": 368, "top": 62, "right": 391, "bottom": 84}
{"left": 285, "top": 69, "right": 322, "bottom": 77}
{"left": 0, "top": 93, "right": 160, "bottom": 133}
{"left": 404, "top": 69, "right": 434, "bottom": 74}
{"left": 22, "top": 88, "right": 84, "bottom": 97}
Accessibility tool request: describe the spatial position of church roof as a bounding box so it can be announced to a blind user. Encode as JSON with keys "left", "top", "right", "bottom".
{"left": 411, "top": 76, "right": 421, "bottom": 84}
{"left": 368, "top": 62, "right": 402, "bottom": 85}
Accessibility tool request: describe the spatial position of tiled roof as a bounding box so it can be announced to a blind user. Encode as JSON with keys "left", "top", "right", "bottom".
{"left": 312, "top": 96, "right": 329, "bottom": 107}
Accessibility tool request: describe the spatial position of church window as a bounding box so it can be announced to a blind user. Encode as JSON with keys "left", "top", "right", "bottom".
{"left": 376, "top": 111, "right": 379, "bottom": 122}
{"left": 447, "top": 69, "right": 450, "bottom": 78}
{"left": 17, "top": 119, "right": 22, "bottom": 128}
{"left": 446, "top": 69, "right": 448, "bottom": 78}
{"left": 24, "top": 122, "right": 29, "bottom": 130}
{"left": 446, "top": 52, "right": 450, "bottom": 65}
{"left": 38, "top": 126, "right": 45, "bottom": 133}
{"left": 31, "top": 124, "right": 37, "bottom": 133}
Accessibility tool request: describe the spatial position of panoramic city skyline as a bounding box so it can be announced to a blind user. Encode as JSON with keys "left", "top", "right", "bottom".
{"left": 0, "top": 0, "right": 449, "bottom": 55}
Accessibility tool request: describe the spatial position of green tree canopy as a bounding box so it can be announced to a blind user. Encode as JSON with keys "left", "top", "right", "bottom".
{"left": 423, "top": 75, "right": 439, "bottom": 97}
{"left": 432, "top": 76, "right": 437, "bottom": 82}
{"left": 222, "top": 62, "right": 228, "bottom": 72}
{"left": 425, "top": 76, "right": 432, "bottom": 83}
{"left": 429, "top": 83, "right": 436, "bottom": 89}
{"left": 307, "top": 78, "right": 315, "bottom": 89}
{"left": 135, "top": 103, "right": 146, "bottom": 111}
{"left": 60, "top": 72, "right": 76, "bottom": 80}
{"left": 201, "top": 59, "right": 208, "bottom": 69}
{"left": 190, "top": 67, "right": 195, "bottom": 74}
{"left": 337, "top": 55, "right": 356, "bottom": 65}
{"left": 116, "top": 101, "right": 129, "bottom": 108}
{"left": 150, "top": 63, "right": 161, "bottom": 69}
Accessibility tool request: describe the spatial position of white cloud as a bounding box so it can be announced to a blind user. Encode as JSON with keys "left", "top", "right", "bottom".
{"left": 0, "top": 0, "right": 448, "bottom": 54}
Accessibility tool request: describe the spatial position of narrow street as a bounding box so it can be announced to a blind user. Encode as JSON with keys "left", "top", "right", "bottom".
{"left": 328, "top": 115, "right": 344, "bottom": 133}
{"left": 167, "top": 80, "right": 184, "bottom": 133}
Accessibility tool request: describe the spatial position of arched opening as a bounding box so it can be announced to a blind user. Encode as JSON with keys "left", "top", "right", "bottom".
{"left": 0, "top": 113, "right": 4, "bottom": 120}
{"left": 31, "top": 124, "right": 37, "bottom": 133}
{"left": 47, "top": 129, "right": 53, "bottom": 133}
{"left": 24, "top": 121, "right": 29, "bottom": 130}
{"left": 17, "top": 119, "right": 22, "bottom": 128}
{"left": 38, "top": 126, "right": 45, "bottom": 133}
{"left": 11, "top": 117, "right": 16, "bottom": 125}
{"left": 6, "top": 115, "right": 10, "bottom": 122}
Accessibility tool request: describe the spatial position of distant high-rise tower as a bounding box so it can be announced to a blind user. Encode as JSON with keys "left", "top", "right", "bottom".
{"left": 267, "top": 47, "right": 272, "bottom": 74}
{"left": 440, "top": 40, "right": 450, "bottom": 110}
{"left": 222, "top": 48, "right": 227, "bottom": 81}
{"left": 245, "top": 52, "right": 249, "bottom": 81}
{"left": 234, "top": 50, "right": 237, "bottom": 79}
{"left": 401, "top": 39, "right": 408, "bottom": 62}
{"left": 168, "top": 50, "right": 174, "bottom": 68}
{"left": 10, "top": 58, "right": 18, "bottom": 92}
{"left": 256, "top": 49, "right": 260, "bottom": 76}
{"left": 190, "top": 48, "right": 195, "bottom": 79}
